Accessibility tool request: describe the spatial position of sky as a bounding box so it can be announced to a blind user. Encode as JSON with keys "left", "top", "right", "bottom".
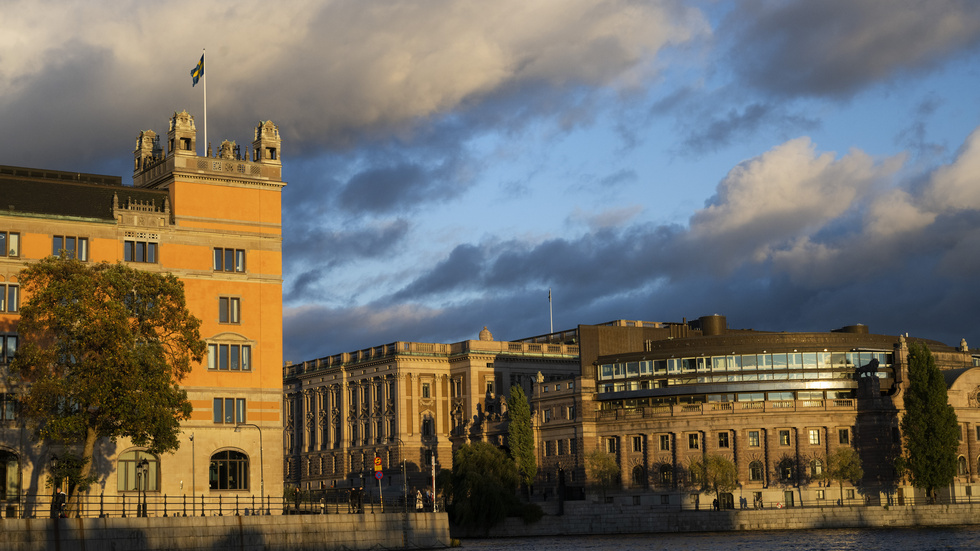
{"left": 3, "top": 0, "right": 980, "bottom": 363}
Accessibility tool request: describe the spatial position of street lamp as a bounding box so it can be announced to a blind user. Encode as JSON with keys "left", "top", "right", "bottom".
{"left": 136, "top": 458, "right": 149, "bottom": 517}
{"left": 234, "top": 423, "right": 265, "bottom": 513}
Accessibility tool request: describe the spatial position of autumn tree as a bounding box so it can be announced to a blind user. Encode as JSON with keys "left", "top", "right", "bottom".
{"left": 824, "top": 447, "right": 864, "bottom": 504}
{"left": 11, "top": 257, "right": 205, "bottom": 505}
{"left": 899, "top": 342, "right": 959, "bottom": 501}
{"left": 507, "top": 384, "right": 536, "bottom": 498}
{"left": 690, "top": 454, "right": 738, "bottom": 508}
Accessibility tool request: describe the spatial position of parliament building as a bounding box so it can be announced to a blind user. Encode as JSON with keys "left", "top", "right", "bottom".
{"left": 0, "top": 111, "right": 285, "bottom": 515}
{"left": 286, "top": 315, "right": 980, "bottom": 508}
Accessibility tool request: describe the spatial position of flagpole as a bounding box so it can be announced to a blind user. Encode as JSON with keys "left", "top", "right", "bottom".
{"left": 203, "top": 49, "right": 207, "bottom": 157}
{"left": 549, "top": 288, "right": 553, "bottom": 334}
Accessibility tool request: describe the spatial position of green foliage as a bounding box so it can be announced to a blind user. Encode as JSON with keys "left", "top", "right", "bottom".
{"left": 515, "top": 501, "right": 544, "bottom": 524}
{"left": 11, "top": 257, "right": 206, "bottom": 456}
{"left": 586, "top": 449, "right": 619, "bottom": 499}
{"left": 825, "top": 447, "right": 864, "bottom": 502}
{"left": 448, "top": 442, "right": 519, "bottom": 531}
{"left": 689, "top": 454, "right": 738, "bottom": 500}
{"left": 899, "top": 342, "right": 959, "bottom": 498}
{"left": 46, "top": 451, "right": 96, "bottom": 494}
{"left": 506, "top": 385, "right": 536, "bottom": 491}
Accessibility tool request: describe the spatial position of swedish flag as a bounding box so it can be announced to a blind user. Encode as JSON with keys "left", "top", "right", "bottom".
{"left": 190, "top": 54, "right": 204, "bottom": 87}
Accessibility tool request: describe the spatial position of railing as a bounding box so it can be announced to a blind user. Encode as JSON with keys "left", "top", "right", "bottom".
{"left": 5, "top": 488, "right": 441, "bottom": 519}
{"left": 597, "top": 399, "right": 860, "bottom": 420}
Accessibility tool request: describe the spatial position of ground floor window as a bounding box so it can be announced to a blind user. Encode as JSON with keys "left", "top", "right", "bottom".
{"left": 0, "top": 450, "right": 18, "bottom": 500}
{"left": 117, "top": 450, "right": 159, "bottom": 492}
{"left": 209, "top": 450, "right": 249, "bottom": 490}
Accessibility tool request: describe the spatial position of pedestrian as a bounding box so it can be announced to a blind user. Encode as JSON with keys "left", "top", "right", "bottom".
{"left": 54, "top": 487, "right": 67, "bottom": 518}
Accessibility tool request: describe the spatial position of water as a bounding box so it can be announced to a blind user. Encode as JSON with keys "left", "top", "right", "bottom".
{"left": 459, "top": 526, "right": 980, "bottom": 551}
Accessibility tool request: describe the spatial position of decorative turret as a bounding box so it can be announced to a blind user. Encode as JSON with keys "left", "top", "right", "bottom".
{"left": 133, "top": 130, "right": 163, "bottom": 172}
{"left": 252, "top": 120, "right": 281, "bottom": 164}
{"left": 167, "top": 110, "right": 197, "bottom": 157}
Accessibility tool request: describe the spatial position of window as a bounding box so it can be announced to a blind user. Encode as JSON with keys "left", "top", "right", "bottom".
{"left": 0, "top": 394, "right": 16, "bottom": 421}
{"left": 749, "top": 460, "right": 764, "bottom": 482}
{"left": 632, "top": 465, "right": 646, "bottom": 486}
{"left": 0, "top": 232, "right": 20, "bottom": 257}
{"left": 748, "top": 431, "right": 760, "bottom": 447}
{"left": 838, "top": 428, "right": 850, "bottom": 445}
{"left": 811, "top": 459, "right": 823, "bottom": 477}
{"left": 0, "top": 450, "right": 18, "bottom": 501}
{"left": 421, "top": 417, "right": 434, "bottom": 437}
{"left": 809, "top": 429, "right": 821, "bottom": 445}
{"left": 0, "top": 284, "right": 18, "bottom": 313}
{"left": 688, "top": 433, "right": 699, "bottom": 449}
{"left": 606, "top": 437, "right": 617, "bottom": 453}
{"left": 718, "top": 432, "right": 729, "bottom": 448}
{"left": 0, "top": 335, "right": 16, "bottom": 365}
{"left": 53, "top": 236, "right": 88, "bottom": 260}
{"left": 212, "top": 397, "right": 246, "bottom": 424}
{"left": 633, "top": 436, "right": 643, "bottom": 452}
{"left": 117, "top": 450, "right": 159, "bottom": 492}
{"left": 567, "top": 405, "right": 576, "bottom": 419}
{"left": 544, "top": 409, "right": 552, "bottom": 422}
{"left": 545, "top": 441, "right": 554, "bottom": 456}
{"left": 816, "top": 489, "right": 825, "bottom": 500}
{"left": 779, "top": 459, "right": 794, "bottom": 481}
{"left": 845, "top": 489, "right": 855, "bottom": 500}
{"left": 218, "top": 297, "right": 241, "bottom": 324}
{"left": 779, "top": 430, "right": 790, "bottom": 446}
{"left": 207, "top": 343, "right": 252, "bottom": 371}
{"left": 660, "top": 465, "right": 673, "bottom": 484}
{"left": 214, "top": 248, "right": 246, "bottom": 272}
{"left": 421, "top": 383, "right": 430, "bottom": 399}
{"left": 486, "top": 380, "right": 495, "bottom": 395}
{"left": 558, "top": 440, "right": 567, "bottom": 455}
{"left": 125, "top": 240, "right": 157, "bottom": 263}
{"left": 209, "top": 450, "right": 249, "bottom": 490}
{"left": 660, "top": 434, "right": 670, "bottom": 451}
{"left": 958, "top": 456, "right": 968, "bottom": 476}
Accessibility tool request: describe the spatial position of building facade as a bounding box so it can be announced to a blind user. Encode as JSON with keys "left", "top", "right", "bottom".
{"left": 0, "top": 111, "right": 285, "bottom": 513}
{"left": 282, "top": 326, "right": 579, "bottom": 494}
{"left": 535, "top": 315, "right": 980, "bottom": 508}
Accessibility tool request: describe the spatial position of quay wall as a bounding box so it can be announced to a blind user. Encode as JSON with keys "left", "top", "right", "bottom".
{"left": 0, "top": 512, "right": 450, "bottom": 551}
{"left": 455, "top": 502, "right": 980, "bottom": 538}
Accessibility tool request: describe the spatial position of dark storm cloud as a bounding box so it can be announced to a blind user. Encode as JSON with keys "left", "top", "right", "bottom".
{"left": 679, "top": 102, "right": 819, "bottom": 154}
{"left": 284, "top": 126, "right": 980, "bottom": 360}
{"left": 727, "top": 0, "right": 980, "bottom": 98}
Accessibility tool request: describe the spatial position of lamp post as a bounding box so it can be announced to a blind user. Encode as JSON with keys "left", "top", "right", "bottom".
{"left": 136, "top": 458, "right": 149, "bottom": 517}
{"left": 235, "top": 423, "right": 265, "bottom": 512}
{"left": 189, "top": 432, "right": 195, "bottom": 515}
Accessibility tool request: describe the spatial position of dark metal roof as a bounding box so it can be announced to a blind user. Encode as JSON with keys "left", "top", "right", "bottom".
{"left": 0, "top": 165, "right": 167, "bottom": 221}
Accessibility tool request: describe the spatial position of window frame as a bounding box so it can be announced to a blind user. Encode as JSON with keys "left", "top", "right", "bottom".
{"left": 748, "top": 430, "right": 760, "bottom": 447}
{"left": 212, "top": 397, "right": 247, "bottom": 424}
{"left": 688, "top": 433, "right": 699, "bottom": 450}
{"left": 124, "top": 240, "right": 158, "bottom": 263}
{"left": 808, "top": 428, "right": 821, "bottom": 445}
{"left": 0, "top": 232, "right": 20, "bottom": 257}
{"left": 838, "top": 428, "right": 850, "bottom": 445}
{"left": 0, "top": 284, "right": 18, "bottom": 313}
{"left": 659, "top": 434, "right": 670, "bottom": 451}
{"left": 779, "top": 429, "right": 791, "bottom": 446}
{"left": 209, "top": 450, "right": 249, "bottom": 490}
{"left": 213, "top": 248, "right": 246, "bottom": 273}
{"left": 218, "top": 296, "right": 241, "bottom": 324}
{"left": 207, "top": 343, "right": 252, "bottom": 371}
{"left": 53, "top": 235, "right": 89, "bottom": 261}
{"left": 718, "top": 432, "right": 730, "bottom": 448}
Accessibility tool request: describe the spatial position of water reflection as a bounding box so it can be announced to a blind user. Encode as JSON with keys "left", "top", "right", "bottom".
{"left": 461, "top": 526, "right": 980, "bottom": 551}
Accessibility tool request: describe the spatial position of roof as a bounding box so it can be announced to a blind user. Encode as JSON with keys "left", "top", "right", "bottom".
{"left": 0, "top": 165, "right": 168, "bottom": 221}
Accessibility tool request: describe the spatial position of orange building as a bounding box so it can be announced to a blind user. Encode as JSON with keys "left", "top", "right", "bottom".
{"left": 0, "top": 111, "right": 284, "bottom": 514}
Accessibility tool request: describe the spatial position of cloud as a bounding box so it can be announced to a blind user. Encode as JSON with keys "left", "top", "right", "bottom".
{"left": 727, "top": 0, "right": 980, "bottom": 98}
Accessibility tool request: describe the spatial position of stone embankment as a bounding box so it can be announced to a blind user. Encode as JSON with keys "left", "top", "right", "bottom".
{"left": 0, "top": 512, "right": 450, "bottom": 551}
{"left": 454, "top": 501, "right": 980, "bottom": 538}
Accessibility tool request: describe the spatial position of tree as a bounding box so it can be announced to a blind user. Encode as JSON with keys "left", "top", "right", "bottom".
{"left": 447, "top": 442, "right": 519, "bottom": 532}
{"left": 899, "top": 342, "right": 959, "bottom": 501}
{"left": 824, "top": 447, "right": 863, "bottom": 504}
{"left": 11, "top": 257, "right": 205, "bottom": 506}
{"left": 586, "top": 449, "right": 619, "bottom": 501}
{"left": 507, "top": 384, "right": 536, "bottom": 498}
{"left": 690, "top": 454, "right": 738, "bottom": 508}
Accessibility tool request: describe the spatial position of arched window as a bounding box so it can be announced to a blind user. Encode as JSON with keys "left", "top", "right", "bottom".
{"left": 659, "top": 464, "right": 673, "bottom": 485}
{"left": 0, "top": 450, "right": 19, "bottom": 500}
{"left": 749, "top": 460, "right": 764, "bottom": 482}
{"left": 811, "top": 459, "right": 823, "bottom": 477}
{"left": 209, "top": 450, "right": 249, "bottom": 490}
{"left": 117, "top": 450, "right": 159, "bottom": 492}
{"left": 957, "top": 455, "right": 968, "bottom": 476}
{"left": 632, "top": 465, "right": 646, "bottom": 487}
